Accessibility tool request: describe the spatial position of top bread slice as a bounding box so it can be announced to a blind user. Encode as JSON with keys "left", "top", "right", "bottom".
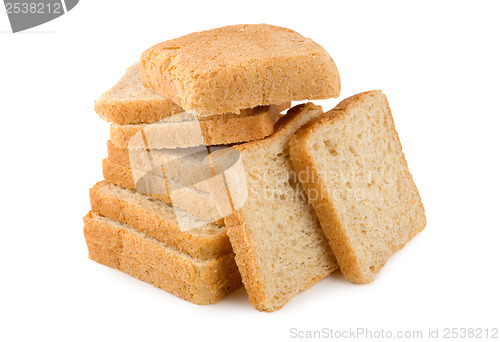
{"left": 95, "top": 63, "right": 184, "bottom": 124}
{"left": 224, "top": 103, "right": 338, "bottom": 312}
{"left": 140, "top": 24, "right": 341, "bottom": 115}
{"left": 289, "top": 90, "right": 426, "bottom": 284}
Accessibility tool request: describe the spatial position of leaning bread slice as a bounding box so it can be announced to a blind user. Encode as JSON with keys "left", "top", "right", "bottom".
{"left": 109, "top": 103, "right": 288, "bottom": 149}
{"left": 224, "top": 103, "right": 338, "bottom": 312}
{"left": 95, "top": 63, "right": 184, "bottom": 124}
{"left": 289, "top": 90, "right": 426, "bottom": 284}
{"left": 89, "top": 181, "right": 232, "bottom": 259}
{"left": 140, "top": 24, "right": 340, "bottom": 115}
{"left": 84, "top": 212, "right": 241, "bottom": 304}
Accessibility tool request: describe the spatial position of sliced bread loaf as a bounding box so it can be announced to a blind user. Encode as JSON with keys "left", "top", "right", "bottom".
{"left": 289, "top": 90, "right": 426, "bottom": 284}
{"left": 84, "top": 212, "right": 241, "bottom": 304}
{"left": 224, "top": 103, "right": 339, "bottom": 312}
{"left": 140, "top": 24, "right": 340, "bottom": 115}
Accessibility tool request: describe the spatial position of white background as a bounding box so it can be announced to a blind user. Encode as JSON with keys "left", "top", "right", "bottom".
{"left": 1, "top": 1, "right": 499, "bottom": 341}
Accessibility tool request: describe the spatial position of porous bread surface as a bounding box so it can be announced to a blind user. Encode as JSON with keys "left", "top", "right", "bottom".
{"left": 140, "top": 24, "right": 340, "bottom": 115}
{"left": 109, "top": 104, "right": 284, "bottom": 148}
{"left": 83, "top": 212, "right": 239, "bottom": 286}
{"left": 84, "top": 215, "right": 241, "bottom": 305}
{"left": 95, "top": 63, "right": 184, "bottom": 124}
{"left": 289, "top": 90, "right": 426, "bottom": 284}
{"left": 89, "top": 181, "right": 232, "bottom": 259}
{"left": 225, "top": 103, "right": 338, "bottom": 312}
{"left": 101, "top": 158, "right": 224, "bottom": 222}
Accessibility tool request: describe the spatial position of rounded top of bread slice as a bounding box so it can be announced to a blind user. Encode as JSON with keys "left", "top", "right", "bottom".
{"left": 95, "top": 63, "right": 184, "bottom": 124}
{"left": 140, "top": 24, "right": 341, "bottom": 115}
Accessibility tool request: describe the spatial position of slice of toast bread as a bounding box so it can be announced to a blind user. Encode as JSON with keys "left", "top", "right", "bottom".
{"left": 224, "top": 103, "right": 339, "bottom": 312}
{"left": 106, "top": 140, "right": 213, "bottom": 190}
{"left": 105, "top": 144, "right": 212, "bottom": 193}
{"left": 89, "top": 181, "right": 232, "bottom": 259}
{"left": 84, "top": 212, "right": 241, "bottom": 304}
{"left": 140, "top": 24, "right": 340, "bottom": 115}
{"left": 109, "top": 103, "right": 289, "bottom": 149}
{"left": 95, "top": 63, "right": 184, "bottom": 124}
{"left": 101, "top": 158, "right": 225, "bottom": 223}
{"left": 289, "top": 90, "right": 426, "bottom": 284}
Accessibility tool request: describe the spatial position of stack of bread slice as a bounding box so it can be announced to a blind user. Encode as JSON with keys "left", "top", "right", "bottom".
{"left": 85, "top": 24, "right": 341, "bottom": 305}
{"left": 85, "top": 24, "right": 425, "bottom": 312}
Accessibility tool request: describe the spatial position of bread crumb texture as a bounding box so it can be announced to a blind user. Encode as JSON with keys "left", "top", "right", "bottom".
{"left": 226, "top": 103, "right": 338, "bottom": 312}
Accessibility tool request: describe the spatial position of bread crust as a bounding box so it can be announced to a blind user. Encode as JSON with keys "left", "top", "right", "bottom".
{"left": 140, "top": 24, "right": 340, "bottom": 115}
{"left": 109, "top": 104, "right": 286, "bottom": 148}
{"left": 95, "top": 63, "right": 184, "bottom": 124}
{"left": 106, "top": 140, "right": 213, "bottom": 192}
{"left": 84, "top": 212, "right": 241, "bottom": 304}
{"left": 289, "top": 90, "right": 426, "bottom": 284}
{"left": 89, "top": 181, "right": 232, "bottom": 259}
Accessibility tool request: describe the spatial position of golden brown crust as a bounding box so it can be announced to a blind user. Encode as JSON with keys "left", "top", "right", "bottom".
{"left": 289, "top": 90, "right": 426, "bottom": 284}
{"left": 95, "top": 95, "right": 184, "bottom": 125}
{"left": 140, "top": 24, "right": 340, "bottom": 115}
{"left": 83, "top": 212, "right": 239, "bottom": 286}
{"left": 89, "top": 181, "right": 232, "bottom": 260}
{"left": 109, "top": 105, "right": 283, "bottom": 148}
